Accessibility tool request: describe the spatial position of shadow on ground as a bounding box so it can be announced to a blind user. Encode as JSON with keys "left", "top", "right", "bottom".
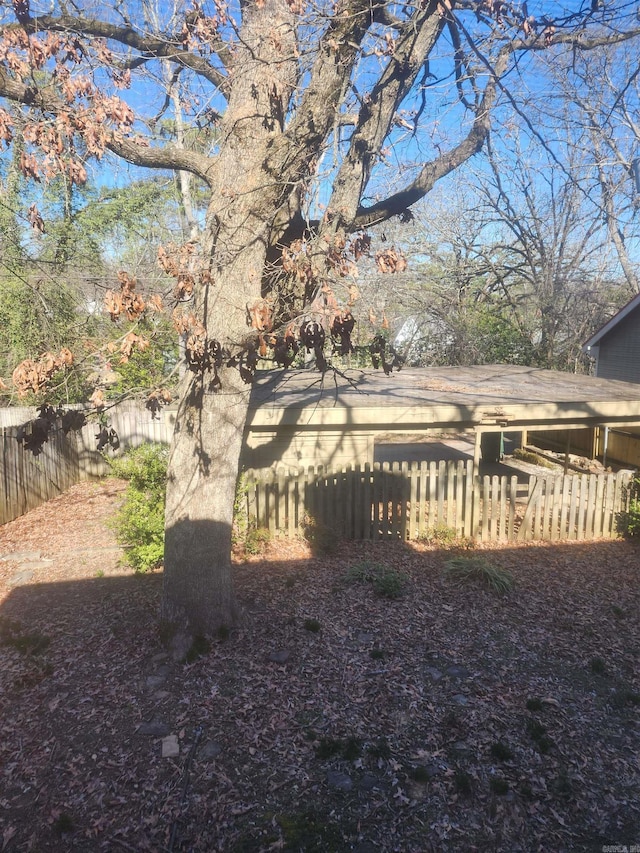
{"left": 1, "top": 533, "right": 639, "bottom": 852}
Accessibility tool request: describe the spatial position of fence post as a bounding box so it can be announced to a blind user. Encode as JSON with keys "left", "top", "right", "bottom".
{"left": 507, "top": 475, "right": 517, "bottom": 541}
{"left": 460, "top": 459, "right": 471, "bottom": 538}
{"left": 401, "top": 461, "right": 409, "bottom": 541}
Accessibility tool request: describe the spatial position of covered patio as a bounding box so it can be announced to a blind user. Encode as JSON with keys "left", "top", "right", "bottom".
{"left": 242, "top": 365, "right": 640, "bottom": 472}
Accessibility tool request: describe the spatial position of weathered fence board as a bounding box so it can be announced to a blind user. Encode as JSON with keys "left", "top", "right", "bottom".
{"left": 0, "top": 402, "right": 175, "bottom": 525}
{"left": 0, "top": 425, "right": 84, "bottom": 525}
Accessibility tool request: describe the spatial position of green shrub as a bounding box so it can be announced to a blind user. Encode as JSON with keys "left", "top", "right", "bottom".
{"left": 110, "top": 443, "right": 168, "bottom": 573}
{"left": 443, "top": 555, "right": 514, "bottom": 594}
{"left": 417, "top": 524, "right": 474, "bottom": 551}
{"left": 232, "top": 472, "right": 251, "bottom": 547}
{"left": 244, "top": 526, "right": 272, "bottom": 555}
{"left": 301, "top": 514, "right": 339, "bottom": 555}
{"left": 418, "top": 524, "right": 458, "bottom": 547}
{"left": 345, "top": 561, "right": 408, "bottom": 599}
{"left": 109, "top": 442, "right": 169, "bottom": 492}
{"left": 621, "top": 476, "right": 640, "bottom": 537}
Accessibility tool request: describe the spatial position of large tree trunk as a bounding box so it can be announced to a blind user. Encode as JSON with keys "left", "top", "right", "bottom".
{"left": 160, "top": 0, "right": 297, "bottom": 639}
{"left": 161, "top": 369, "right": 248, "bottom": 636}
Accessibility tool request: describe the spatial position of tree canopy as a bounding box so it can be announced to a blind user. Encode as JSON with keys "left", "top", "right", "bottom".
{"left": 1, "top": 0, "right": 639, "bottom": 636}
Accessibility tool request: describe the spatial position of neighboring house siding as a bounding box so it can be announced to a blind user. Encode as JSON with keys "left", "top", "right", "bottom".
{"left": 595, "top": 311, "right": 640, "bottom": 384}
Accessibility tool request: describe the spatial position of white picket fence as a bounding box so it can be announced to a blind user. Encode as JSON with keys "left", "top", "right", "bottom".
{"left": 242, "top": 460, "right": 633, "bottom": 544}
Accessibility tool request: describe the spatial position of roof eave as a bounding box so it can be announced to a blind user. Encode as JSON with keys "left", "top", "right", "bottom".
{"left": 583, "top": 292, "right": 640, "bottom": 351}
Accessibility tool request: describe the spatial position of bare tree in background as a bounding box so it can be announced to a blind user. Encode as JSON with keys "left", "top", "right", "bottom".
{"left": 537, "top": 38, "right": 640, "bottom": 294}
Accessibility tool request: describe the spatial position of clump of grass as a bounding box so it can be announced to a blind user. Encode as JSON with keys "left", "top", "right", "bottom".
{"left": 490, "top": 741, "right": 513, "bottom": 761}
{"left": 409, "top": 765, "right": 433, "bottom": 784}
{"left": 418, "top": 524, "right": 475, "bottom": 551}
{"left": 419, "top": 524, "right": 458, "bottom": 547}
{"left": 274, "top": 808, "right": 346, "bottom": 849}
{"left": 301, "top": 515, "right": 340, "bottom": 555}
{"left": 369, "top": 648, "right": 385, "bottom": 661}
{"left": 52, "top": 812, "right": 74, "bottom": 836}
{"left": 490, "top": 777, "right": 509, "bottom": 795}
{"left": 526, "top": 719, "right": 547, "bottom": 740}
{"left": 1, "top": 626, "right": 50, "bottom": 656}
{"left": 373, "top": 569, "right": 407, "bottom": 599}
{"left": 345, "top": 561, "right": 408, "bottom": 599}
{"left": 454, "top": 769, "right": 473, "bottom": 796}
{"left": 315, "top": 737, "right": 342, "bottom": 759}
{"left": 527, "top": 718, "right": 553, "bottom": 753}
{"left": 608, "top": 688, "right": 640, "bottom": 709}
{"left": 304, "top": 618, "right": 321, "bottom": 633}
{"left": 526, "top": 697, "right": 544, "bottom": 712}
{"left": 520, "top": 781, "right": 534, "bottom": 800}
{"left": 314, "top": 736, "right": 361, "bottom": 761}
{"left": 443, "top": 555, "right": 514, "bottom": 594}
{"left": 342, "top": 736, "right": 362, "bottom": 761}
{"left": 536, "top": 735, "right": 553, "bottom": 754}
{"left": 553, "top": 768, "right": 573, "bottom": 797}
{"left": 442, "top": 709, "right": 460, "bottom": 729}
{"left": 589, "top": 656, "right": 607, "bottom": 675}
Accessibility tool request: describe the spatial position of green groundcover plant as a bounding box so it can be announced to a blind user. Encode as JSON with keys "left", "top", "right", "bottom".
{"left": 622, "top": 476, "right": 640, "bottom": 538}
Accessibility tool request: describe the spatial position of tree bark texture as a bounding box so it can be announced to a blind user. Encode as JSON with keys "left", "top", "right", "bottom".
{"left": 162, "top": 371, "right": 247, "bottom": 635}
{"left": 162, "top": 0, "right": 297, "bottom": 635}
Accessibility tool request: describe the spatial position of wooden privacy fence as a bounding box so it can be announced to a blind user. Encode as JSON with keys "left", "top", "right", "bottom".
{"left": 243, "top": 461, "right": 634, "bottom": 544}
{"left": 0, "top": 426, "right": 83, "bottom": 525}
{"left": 0, "top": 404, "right": 174, "bottom": 526}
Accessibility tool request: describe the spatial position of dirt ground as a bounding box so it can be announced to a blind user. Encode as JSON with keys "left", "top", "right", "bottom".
{"left": 0, "top": 479, "right": 639, "bottom": 852}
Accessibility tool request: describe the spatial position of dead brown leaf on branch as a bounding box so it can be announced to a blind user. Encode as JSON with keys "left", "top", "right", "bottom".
{"left": 103, "top": 272, "right": 147, "bottom": 323}
{"left": 11, "top": 348, "right": 73, "bottom": 397}
{"left": 375, "top": 247, "right": 408, "bottom": 274}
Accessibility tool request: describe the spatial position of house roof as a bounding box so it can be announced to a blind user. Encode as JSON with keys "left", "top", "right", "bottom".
{"left": 583, "top": 293, "right": 640, "bottom": 351}
{"left": 247, "top": 364, "right": 640, "bottom": 433}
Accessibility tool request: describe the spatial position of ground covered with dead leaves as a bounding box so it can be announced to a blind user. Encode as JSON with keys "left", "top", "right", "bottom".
{"left": 0, "top": 479, "right": 639, "bottom": 852}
